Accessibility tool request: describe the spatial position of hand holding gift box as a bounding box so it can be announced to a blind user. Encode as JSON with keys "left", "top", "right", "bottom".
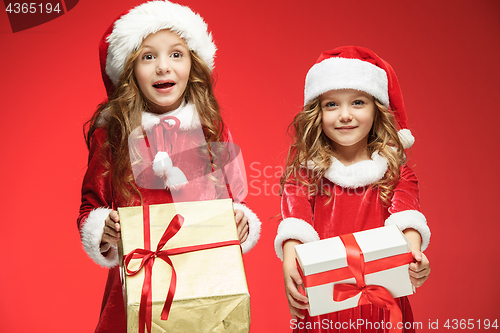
{"left": 295, "top": 225, "right": 414, "bottom": 329}
{"left": 119, "top": 199, "right": 250, "bottom": 333}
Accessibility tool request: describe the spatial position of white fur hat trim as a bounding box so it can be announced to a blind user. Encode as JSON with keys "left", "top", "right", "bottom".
{"left": 304, "top": 57, "right": 389, "bottom": 106}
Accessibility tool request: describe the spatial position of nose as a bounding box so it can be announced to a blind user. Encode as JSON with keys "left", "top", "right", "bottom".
{"left": 338, "top": 105, "right": 353, "bottom": 122}
{"left": 156, "top": 57, "right": 171, "bottom": 75}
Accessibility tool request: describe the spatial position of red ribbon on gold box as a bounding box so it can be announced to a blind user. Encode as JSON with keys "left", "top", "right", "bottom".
{"left": 119, "top": 199, "right": 250, "bottom": 333}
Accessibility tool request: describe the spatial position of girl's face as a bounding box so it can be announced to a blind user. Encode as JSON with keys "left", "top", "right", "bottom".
{"left": 135, "top": 30, "right": 191, "bottom": 114}
{"left": 321, "top": 89, "right": 376, "bottom": 151}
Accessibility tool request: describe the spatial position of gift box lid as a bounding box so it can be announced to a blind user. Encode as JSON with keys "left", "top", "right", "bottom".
{"left": 295, "top": 225, "right": 411, "bottom": 276}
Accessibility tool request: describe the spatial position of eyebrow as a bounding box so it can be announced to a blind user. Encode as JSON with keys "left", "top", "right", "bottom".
{"left": 141, "top": 42, "right": 187, "bottom": 49}
{"left": 170, "top": 42, "right": 186, "bottom": 48}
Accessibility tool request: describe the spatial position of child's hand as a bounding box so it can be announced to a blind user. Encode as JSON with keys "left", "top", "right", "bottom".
{"left": 102, "top": 210, "right": 121, "bottom": 245}
{"left": 283, "top": 240, "right": 309, "bottom": 319}
{"left": 234, "top": 209, "right": 249, "bottom": 243}
{"left": 409, "top": 250, "right": 430, "bottom": 288}
{"left": 283, "top": 259, "right": 309, "bottom": 319}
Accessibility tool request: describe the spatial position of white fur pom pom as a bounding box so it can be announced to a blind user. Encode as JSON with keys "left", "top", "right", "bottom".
{"left": 152, "top": 151, "right": 173, "bottom": 178}
{"left": 152, "top": 151, "right": 188, "bottom": 190}
{"left": 398, "top": 129, "right": 415, "bottom": 149}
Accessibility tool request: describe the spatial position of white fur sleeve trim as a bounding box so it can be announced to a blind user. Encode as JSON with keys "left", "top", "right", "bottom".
{"left": 384, "top": 210, "right": 431, "bottom": 251}
{"left": 80, "top": 207, "right": 119, "bottom": 268}
{"left": 274, "top": 218, "right": 320, "bottom": 261}
{"left": 233, "top": 203, "right": 261, "bottom": 254}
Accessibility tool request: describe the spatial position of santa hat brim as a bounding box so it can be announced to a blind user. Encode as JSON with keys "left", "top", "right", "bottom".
{"left": 304, "top": 57, "right": 389, "bottom": 106}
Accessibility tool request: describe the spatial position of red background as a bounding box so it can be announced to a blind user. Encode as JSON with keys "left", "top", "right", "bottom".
{"left": 1, "top": 0, "right": 499, "bottom": 331}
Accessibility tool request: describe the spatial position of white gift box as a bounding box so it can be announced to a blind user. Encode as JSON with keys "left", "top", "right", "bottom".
{"left": 295, "top": 225, "right": 414, "bottom": 316}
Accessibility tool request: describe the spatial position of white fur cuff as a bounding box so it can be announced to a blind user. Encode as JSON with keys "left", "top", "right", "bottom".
{"left": 274, "top": 218, "right": 320, "bottom": 261}
{"left": 233, "top": 203, "right": 261, "bottom": 254}
{"left": 385, "top": 210, "right": 431, "bottom": 251}
{"left": 80, "top": 207, "right": 119, "bottom": 268}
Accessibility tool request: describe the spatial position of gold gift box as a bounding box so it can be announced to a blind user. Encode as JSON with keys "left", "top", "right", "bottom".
{"left": 118, "top": 199, "right": 250, "bottom": 333}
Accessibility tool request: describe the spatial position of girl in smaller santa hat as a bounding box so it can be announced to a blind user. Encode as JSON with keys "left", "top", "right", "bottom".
{"left": 275, "top": 46, "right": 431, "bottom": 332}
{"left": 77, "top": 1, "right": 260, "bottom": 331}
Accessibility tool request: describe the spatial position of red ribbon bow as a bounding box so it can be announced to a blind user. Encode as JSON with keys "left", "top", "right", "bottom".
{"left": 123, "top": 205, "right": 240, "bottom": 333}
{"left": 151, "top": 115, "right": 180, "bottom": 154}
{"left": 333, "top": 233, "right": 404, "bottom": 332}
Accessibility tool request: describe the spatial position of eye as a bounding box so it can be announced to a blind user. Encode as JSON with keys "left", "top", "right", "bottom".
{"left": 142, "top": 53, "right": 155, "bottom": 60}
{"left": 353, "top": 100, "right": 365, "bottom": 106}
{"left": 323, "top": 101, "right": 338, "bottom": 108}
{"left": 171, "top": 51, "right": 183, "bottom": 59}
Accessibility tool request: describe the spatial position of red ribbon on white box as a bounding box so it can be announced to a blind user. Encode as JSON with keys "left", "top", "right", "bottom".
{"left": 297, "top": 233, "right": 413, "bottom": 332}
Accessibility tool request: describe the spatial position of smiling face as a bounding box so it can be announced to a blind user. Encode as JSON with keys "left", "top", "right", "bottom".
{"left": 321, "top": 89, "right": 376, "bottom": 154}
{"left": 134, "top": 29, "right": 192, "bottom": 114}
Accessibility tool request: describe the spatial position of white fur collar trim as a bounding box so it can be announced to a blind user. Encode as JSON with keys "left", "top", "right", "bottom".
{"left": 321, "top": 151, "right": 388, "bottom": 188}
{"left": 141, "top": 101, "right": 201, "bottom": 131}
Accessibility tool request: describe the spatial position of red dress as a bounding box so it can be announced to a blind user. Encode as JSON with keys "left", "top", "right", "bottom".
{"left": 78, "top": 104, "right": 260, "bottom": 332}
{"left": 275, "top": 152, "right": 430, "bottom": 333}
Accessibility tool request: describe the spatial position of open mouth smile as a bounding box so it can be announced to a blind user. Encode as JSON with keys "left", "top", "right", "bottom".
{"left": 153, "top": 80, "right": 175, "bottom": 90}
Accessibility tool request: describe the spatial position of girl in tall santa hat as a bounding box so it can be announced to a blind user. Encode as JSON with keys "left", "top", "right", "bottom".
{"left": 275, "top": 46, "right": 431, "bottom": 332}
{"left": 77, "top": 1, "right": 261, "bottom": 331}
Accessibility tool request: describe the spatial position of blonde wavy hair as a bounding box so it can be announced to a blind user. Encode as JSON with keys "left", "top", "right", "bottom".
{"left": 281, "top": 96, "right": 406, "bottom": 205}
{"left": 85, "top": 39, "right": 224, "bottom": 204}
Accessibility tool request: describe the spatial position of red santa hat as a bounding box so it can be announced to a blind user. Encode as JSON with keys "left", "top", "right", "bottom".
{"left": 98, "top": 0, "right": 216, "bottom": 97}
{"left": 304, "top": 46, "right": 414, "bottom": 149}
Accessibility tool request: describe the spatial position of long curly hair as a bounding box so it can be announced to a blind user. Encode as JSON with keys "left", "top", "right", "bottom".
{"left": 281, "top": 96, "right": 406, "bottom": 205}
{"left": 84, "top": 39, "right": 223, "bottom": 203}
